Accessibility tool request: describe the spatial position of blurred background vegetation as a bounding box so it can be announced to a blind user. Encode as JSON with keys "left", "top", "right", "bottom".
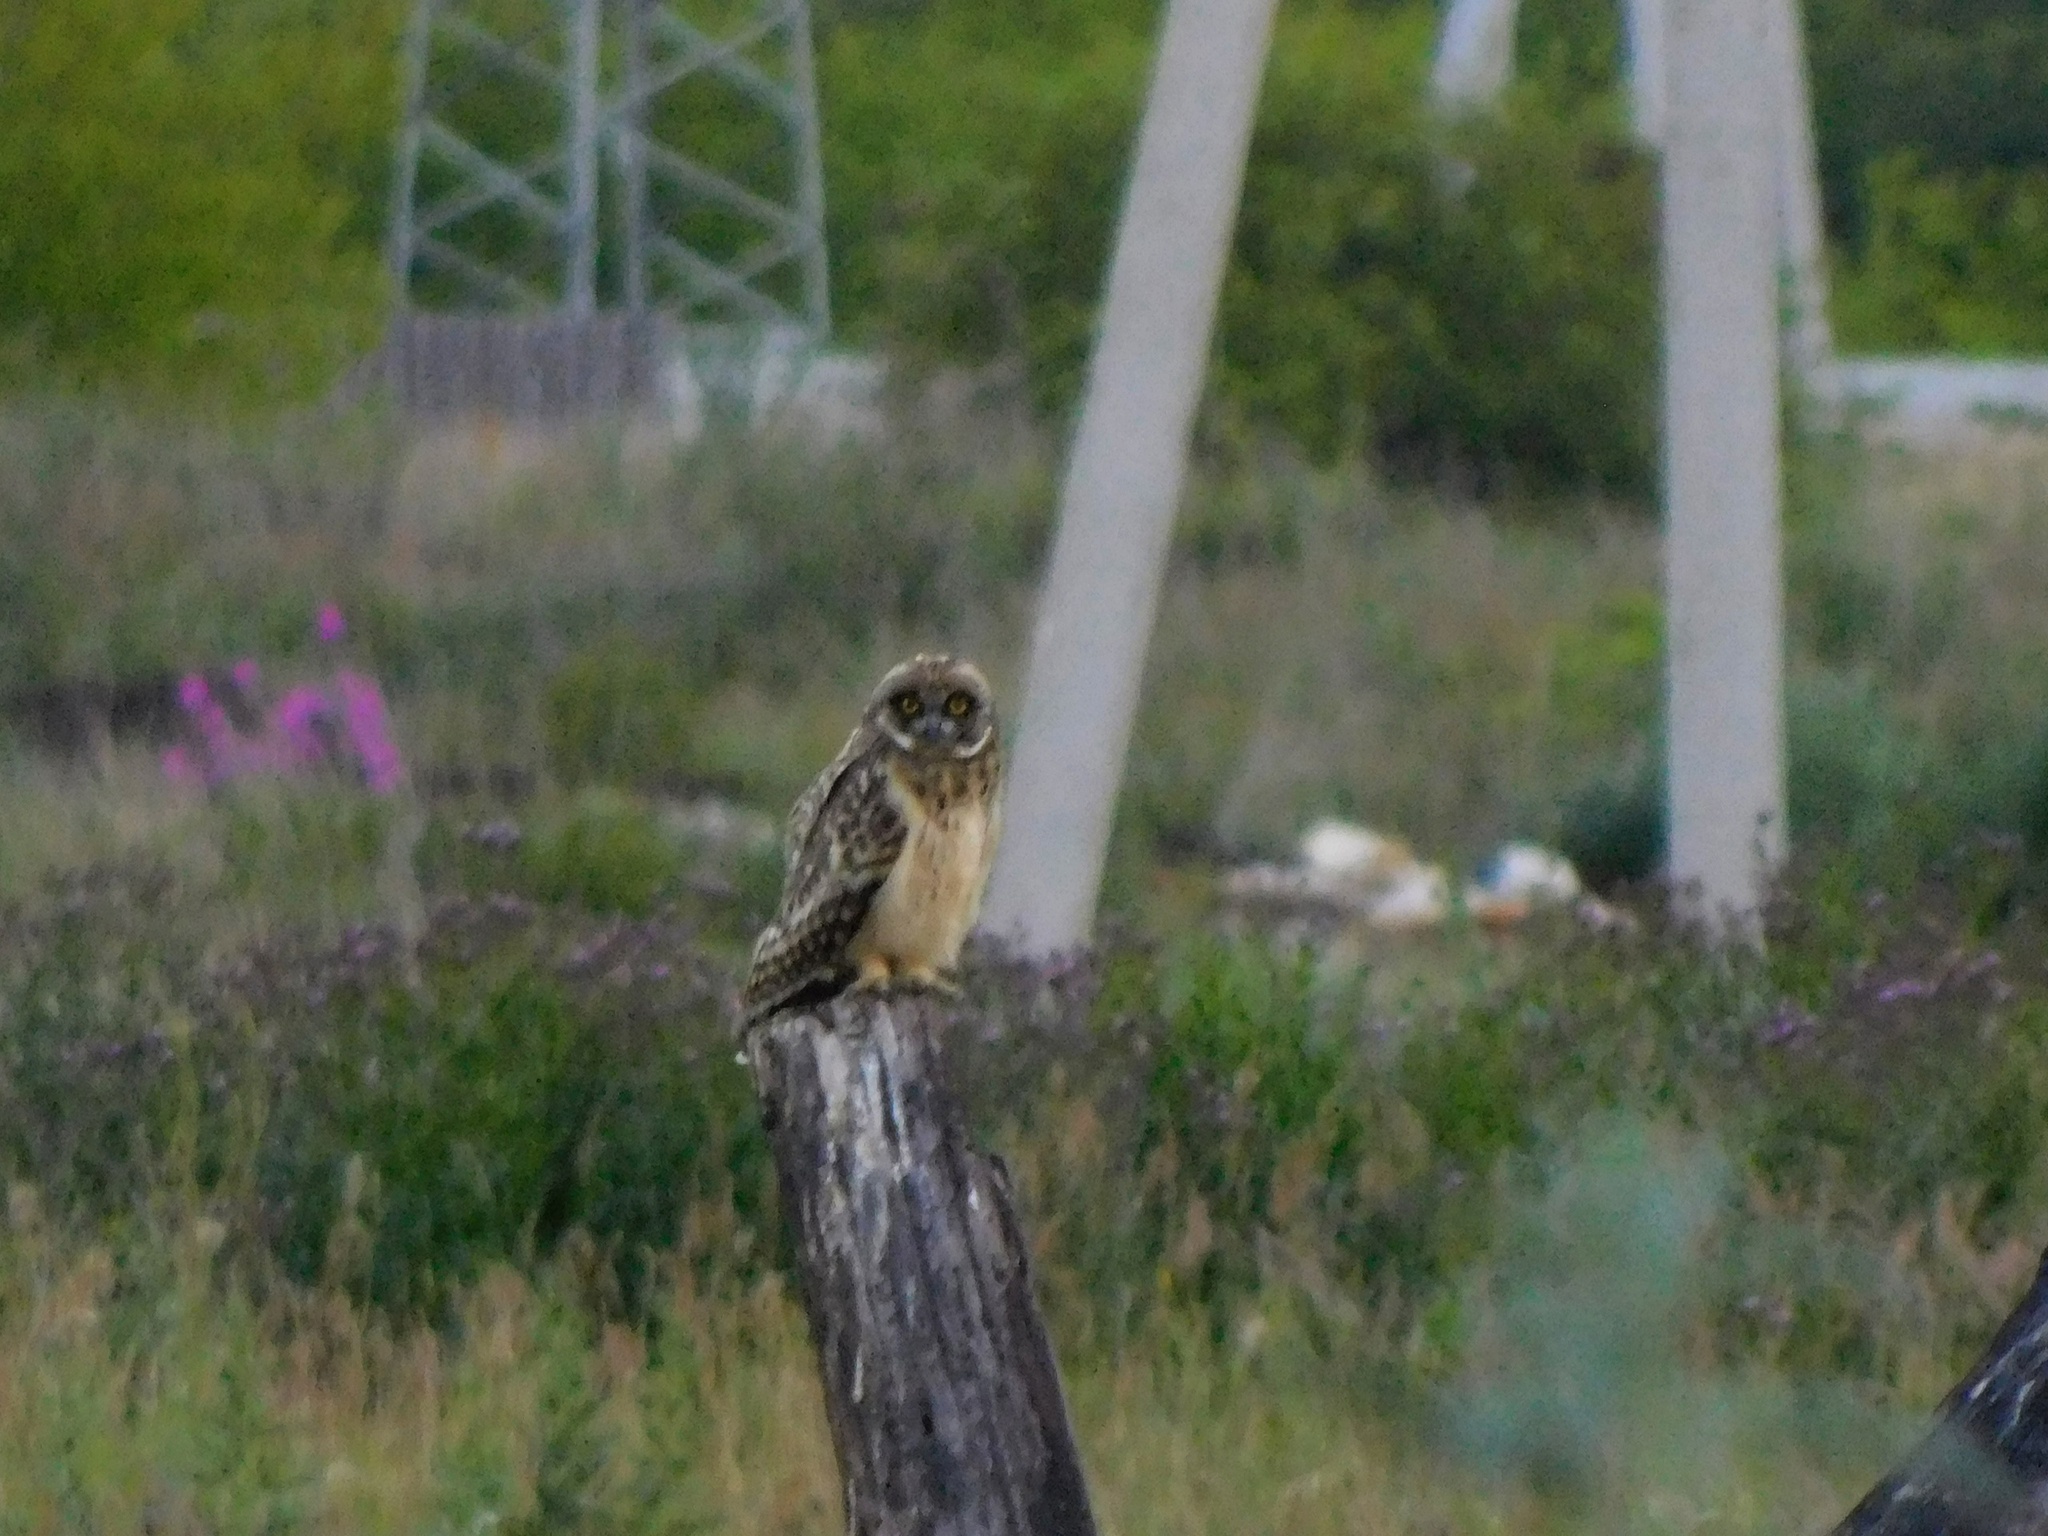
{"left": 6, "top": 0, "right": 2048, "bottom": 475}
{"left": 4, "top": 0, "right": 2048, "bottom": 1530}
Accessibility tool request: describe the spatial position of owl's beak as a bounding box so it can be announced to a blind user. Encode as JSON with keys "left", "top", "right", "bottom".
{"left": 911, "top": 713, "right": 953, "bottom": 747}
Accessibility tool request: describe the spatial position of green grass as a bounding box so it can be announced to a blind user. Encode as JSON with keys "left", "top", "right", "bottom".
{"left": 11, "top": 397, "right": 2048, "bottom": 905}
{"left": 0, "top": 834, "right": 2040, "bottom": 1531}
{"left": 0, "top": 1188, "right": 1921, "bottom": 1536}
{"left": 5, "top": 397, "right": 2048, "bottom": 1530}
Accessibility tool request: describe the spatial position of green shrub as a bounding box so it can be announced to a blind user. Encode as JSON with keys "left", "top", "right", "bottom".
{"left": 826, "top": 2, "right": 1660, "bottom": 490}
{"left": 516, "top": 792, "right": 692, "bottom": 917}
{"left": 254, "top": 911, "right": 766, "bottom": 1311}
{"left": 1832, "top": 153, "right": 2048, "bottom": 355}
{"left": 1557, "top": 757, "right": 1664, "bottom": 892}
{"left": 1785, "top": 669, "right": 1929, "bottom": 854}
{"left": 1546, "top": 591, "right": 1661, "bottom": 761}
{"left": 0, "top": 0, "right": 394, "bottom": 398}
{"left": 7, "top": 843, "right": 2048, "bottom": 1380}
{"left": 543, "top": 639, "right": 701, "bottom": 791}
{"left": 0, "top": 865, "right": 205, "bottom": 1217}
{"left": 217, "top": 786, "right": 401, "bottom": 919}
{"left": 250, "top": 906, "right": 769, "bottom": 1313}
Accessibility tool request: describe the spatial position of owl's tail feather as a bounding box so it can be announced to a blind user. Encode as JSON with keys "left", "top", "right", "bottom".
{"left": 741, "top": 961, "right": 854, "bottom": 1028}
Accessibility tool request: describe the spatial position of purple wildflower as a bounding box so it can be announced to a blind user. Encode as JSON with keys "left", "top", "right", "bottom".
{"left": 188, "top": 696, "right": 243, "bottom": 781}
{"left": 334, "top": 669, "right": 404, "bottom": 794}
{"left": 161, "top": 623, "right": 404, "bottom": 797}
{"left": 273, "top": 684, "right": 336, "bottom": 767}
{"left": 1762, "top": 1003, "right": 1814, "bottom": 1045}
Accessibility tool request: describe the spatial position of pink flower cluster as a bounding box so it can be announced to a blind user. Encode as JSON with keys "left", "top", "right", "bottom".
{"left": 162, "top": 604, "right": 404, "bottom": 796}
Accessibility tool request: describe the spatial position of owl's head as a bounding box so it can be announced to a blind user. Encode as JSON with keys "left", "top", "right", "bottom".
{"left": 866, "top": 654, "right": 998, "bottom": 761}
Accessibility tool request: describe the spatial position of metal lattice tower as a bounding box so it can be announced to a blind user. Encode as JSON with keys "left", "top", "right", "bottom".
{"left": 391, "top": 0, "right": 828, "bottom": 335}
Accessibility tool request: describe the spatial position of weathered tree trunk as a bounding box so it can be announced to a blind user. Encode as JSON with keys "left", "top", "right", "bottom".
{"left": 1832, "top": 1246, "right": 2048, "bottom": 1535}
{"left": 744, "top": 991, "right": 1098, "bottom": 1536}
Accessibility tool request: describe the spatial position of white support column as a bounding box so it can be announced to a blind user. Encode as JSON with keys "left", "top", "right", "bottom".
{"left": 980, "top": 0, "right": 1280, "bottom": 955}
{"left": 1624, "top": 0, "right": 1669, "bottom": 144}
{"left": 1430, "top": 0, "right": 1522, "bottom": 113}
{"left": 1661, "top": 0, "right": 1787, "bottom": 927}
{"left": 1766, "top": 0, "right": 1833, "bottom": 377}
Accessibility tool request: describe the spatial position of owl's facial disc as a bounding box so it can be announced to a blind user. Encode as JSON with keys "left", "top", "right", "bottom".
{"left": 867, "top": 658, "right": 996, "bottom": 759}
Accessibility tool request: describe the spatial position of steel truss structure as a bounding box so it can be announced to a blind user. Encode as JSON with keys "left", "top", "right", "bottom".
{"left": 391, "top": 0, "right": 827, "bottom": 336}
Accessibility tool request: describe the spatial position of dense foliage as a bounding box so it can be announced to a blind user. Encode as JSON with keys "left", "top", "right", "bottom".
{"left": 826, "top": 2, "right": 1661, "bottom": 486}
{"left": 4, "top": 833, "right": 2046, "bottom": 1400}
{"left": 0, "top": 0, "right": 397, "bottom": 398}
{"left": 3, "top": 0, "right": 2042, "bottom": 478}
{"left": 7, "top": 404, "right": 2048, "bottom": 891}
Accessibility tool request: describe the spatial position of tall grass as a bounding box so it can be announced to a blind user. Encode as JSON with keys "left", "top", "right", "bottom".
{"left": 15, "top": 396, "right": 2048, "bottom": 907}
{"left": 4, "top": 394, "right": 2048, "bottom": 1530}
{"left": 0, "top": 1131, "right": 1931, "bottom": 1536}
{"left": 0, "top": 836, "right": 2041, "bottom": 1530}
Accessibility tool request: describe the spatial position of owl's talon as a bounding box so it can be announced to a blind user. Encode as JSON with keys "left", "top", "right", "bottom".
{"left": 850, "top": 956, "right": 896, "bottom": 992}
{"left": 846, "top": 968, "right": 957, "bottom": 1002}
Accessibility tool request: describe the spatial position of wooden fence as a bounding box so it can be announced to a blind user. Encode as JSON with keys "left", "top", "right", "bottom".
{"left": 346, "top": 311, "right": 676, "bottom": 420}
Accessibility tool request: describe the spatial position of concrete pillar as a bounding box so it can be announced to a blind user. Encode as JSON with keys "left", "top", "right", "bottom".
{"left": 1431, "top": 0, "right": 1522, "bottom": 113}
{"left": 980, "top": 0, "right": 1280, "bottom": 954}
{"left": 1624, "top": 0, "right": 1669, "bottom": 144}
{"left": 1661, "top": 0, "right": 1787, "bottom": 926}
{"left": 1766, "top": 0, "right": 1833, "bottom": 376}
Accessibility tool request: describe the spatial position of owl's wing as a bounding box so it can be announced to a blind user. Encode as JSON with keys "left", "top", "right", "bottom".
{"left": 783, "top": 723, "right": 869, "bottom": 862}
{"left": 742, "top": 750, "right": 908, "bottom": 1022}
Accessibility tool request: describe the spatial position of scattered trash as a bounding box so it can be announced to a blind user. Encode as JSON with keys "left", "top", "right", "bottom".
{"left": 1224, "top": 819, "right": 1627, "bottom": 936}
{"left": 1463, "top": 841, "right": 1582, "bottom": 928}
{"left": 1223, "top": 818, "right": 1449, "bottom": 933}
{"left": 1299, "top": 819, "right": 1414, "bottom": 888}
{"left": 1366, "top": 861, "right": 1451, "bottom": 931}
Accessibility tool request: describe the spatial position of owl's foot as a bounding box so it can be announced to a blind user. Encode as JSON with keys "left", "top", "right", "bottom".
{"left": 899, "top": 965, "right": 962, "bottom": 1000}
{"left": 850, "top": 954, "right": 896, "bottom": 991}
{"left": 847, "top": 957, "right": 960, "bottom": 1003}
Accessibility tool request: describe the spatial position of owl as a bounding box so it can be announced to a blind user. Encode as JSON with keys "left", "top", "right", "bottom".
{"left": 741, "top": 655, "right": 1003, "bottom": 1023}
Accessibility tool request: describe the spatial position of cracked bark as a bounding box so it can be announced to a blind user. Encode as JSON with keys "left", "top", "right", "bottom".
{"left": 744, "top": 990, "right": 1098, "bottom": 1536}
{"left": 1832, "top": 1245, "right": 2048, "bottom": 1535}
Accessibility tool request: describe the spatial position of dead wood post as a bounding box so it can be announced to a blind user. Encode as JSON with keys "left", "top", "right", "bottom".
{"left": 743, "top": 991, "right": 1099, "bottom": 1536}
{"left": 1831, "top": 1244, "right": 2048, "bottom": 1534}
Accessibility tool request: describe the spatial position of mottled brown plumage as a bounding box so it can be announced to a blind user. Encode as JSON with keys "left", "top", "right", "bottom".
{"left": 741, "top": 656, "right": 1003, "bottom": 1023}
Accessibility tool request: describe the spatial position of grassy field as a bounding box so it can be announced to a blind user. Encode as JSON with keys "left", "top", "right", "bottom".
{"left": 3, "top": 395, "right": 2048, "bottom": 1531}
{"left": 0, "top": 1201, "right": 1923, "bottom": 1535}
{"left": 11, "top": 392, "right": 2048, "bottom": 890}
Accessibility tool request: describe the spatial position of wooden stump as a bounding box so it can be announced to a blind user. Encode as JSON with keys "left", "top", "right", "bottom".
{"left": 744, "top": 990, "right": 1098, "bottom": 1536}
{"left": 1831, "top": 1245, "right": 2048, "bottom": 1535}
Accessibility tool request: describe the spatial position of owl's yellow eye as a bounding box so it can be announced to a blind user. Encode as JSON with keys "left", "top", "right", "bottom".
{"left": 895, "top": 692, "right": 922, "bottom": 719}
{"left": 945, "top": 691, "right": 972, "bottom": 718}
